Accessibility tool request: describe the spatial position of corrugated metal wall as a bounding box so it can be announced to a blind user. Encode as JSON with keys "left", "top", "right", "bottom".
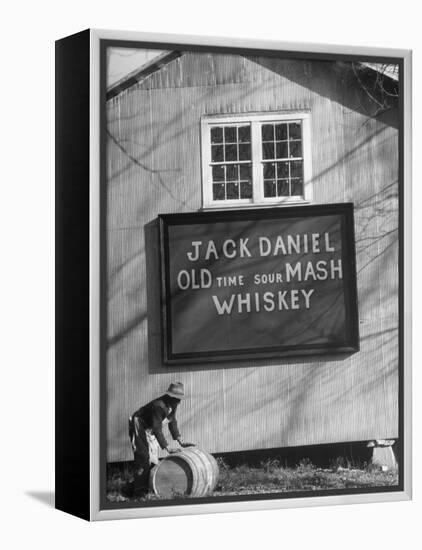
{"left": 106, "top": 53, "right": 398, "bottom": 462}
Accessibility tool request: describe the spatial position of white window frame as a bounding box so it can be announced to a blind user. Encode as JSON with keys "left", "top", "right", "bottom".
{"left": 201, "top": 111, "right": 313, "bottom": 209}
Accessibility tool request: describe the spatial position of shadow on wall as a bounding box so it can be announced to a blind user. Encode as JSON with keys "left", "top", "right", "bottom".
{"left": 144, "top": 218, "right": 357, "bottom": 375}
{"left": 248, "top": 57, "right": 399, "bottom": 130}
{"left": 25, "top": 491, "right": 55, "bottom": 508}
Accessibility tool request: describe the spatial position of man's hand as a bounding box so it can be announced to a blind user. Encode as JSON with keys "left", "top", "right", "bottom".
{"left": 167, "top": 447, "right": 181, "bottom": 454}
{"left": 177, "top": 437, "right": 195, "bottom": 448}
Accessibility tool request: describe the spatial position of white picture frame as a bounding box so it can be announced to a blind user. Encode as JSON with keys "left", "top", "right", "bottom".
{"left": 55, "top": 28, "right": 412, "bottom": 521}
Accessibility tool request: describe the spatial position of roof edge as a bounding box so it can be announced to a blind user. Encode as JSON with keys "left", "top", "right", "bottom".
{"left": 360, "top": 62, "right": 399, "bottom": 81}
{"left": 106, "top": 50, "right": 182, "bottom": 100}
{"left": 106, "top": 52, "right": 399, "bottom": 101}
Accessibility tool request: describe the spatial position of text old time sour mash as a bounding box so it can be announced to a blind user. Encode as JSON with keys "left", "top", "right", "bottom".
{"left": 175, "top": 231, "right": 342, "bottom": 315}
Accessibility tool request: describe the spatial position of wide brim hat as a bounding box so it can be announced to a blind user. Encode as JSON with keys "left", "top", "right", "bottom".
{"left": 165, "top": 381, "right": 185, "bottom": 399}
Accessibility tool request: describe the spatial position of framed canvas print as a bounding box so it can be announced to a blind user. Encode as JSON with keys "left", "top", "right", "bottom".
{"left": 55, "top": 29, "right": 412, "bottom": 521}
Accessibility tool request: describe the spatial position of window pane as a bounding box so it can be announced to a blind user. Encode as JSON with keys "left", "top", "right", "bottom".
{"left": 212, "top": 165, "right": 225, "bottom": 182}
{"left": 239, "top": 164, "right": 251, "bottom": 180}
{"left": 212, "top": 145, "right": 224, "bottom": 162}
{"left": 264, "top": 180, "right": 276, "bottom": 197}
{"left": 225, "top": 144, "right": 238, "bottom": 161}
{"left": 213, "top": 183, "right": 225, "bottom": 200}
{"left": 263, "top": 163, "right": 275, "bottom": 179}
{"left": 276, "top": 142, "right": 289, "bottom": 159}
{"left": 291, "top": 178, "right": 304, "bottom": 196}
{"left": 226, "top": 164, "right": 238, "bottom": 181}
{"left": 276, "top": 162, "right": 289, "bottom": 178}
{"left": 224, "top": 126, "right": 237, "bottom": 143}
{"left": 240, "top": 181, "right": 252, "bottom": 199}
{"left": 262, "top": 142, "right": 275, "bottom": 160}
{"left": 238, "top": 143, "right": 251, "bottom": 161}
{"left": 290, "top": 160, "right": 303, "bottom": 178}
{"left": 262, "top": 124, "right": 274, "bottom": 141}
{"left": 275, "top": 124, "right": 288, "bottom": 140}
{"left": 289, "top": 141, "right": 302, "bottom": 158}
{"left": 289, "top": 122, "right": 302, "bottom": 140}
{"left": 238, "top": 125, "right": 251, "bottom": 143}
{"left": 277, "top": 179, "right": 290, "bottom": 196}
{"left": 211, "top": 126, "right": 223, "bottom": 144}
{"left": 226, "top": 182, "right": 239, "bottom": 199}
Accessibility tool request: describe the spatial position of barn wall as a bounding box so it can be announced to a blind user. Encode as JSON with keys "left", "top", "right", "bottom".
{"left": 106, "top": 53, "right": 398, "bottom": 462}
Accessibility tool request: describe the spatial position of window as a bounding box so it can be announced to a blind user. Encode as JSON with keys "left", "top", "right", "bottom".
{"left": 201, "top": 112, "right": 312, "bottom": 208}
{"left": 209, "top": 124, "right": 253, "bottom": 201}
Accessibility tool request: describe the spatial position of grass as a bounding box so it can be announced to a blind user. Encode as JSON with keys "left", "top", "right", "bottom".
{"left": 213, "top": 457, "right": 398, "bottom": 496}
{"left": 106, "top": 456, "right": 398, "bottom": 503}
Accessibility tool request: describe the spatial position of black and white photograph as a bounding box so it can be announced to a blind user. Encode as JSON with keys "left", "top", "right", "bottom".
{"left": 101, "top": 39, "right": 406, "bottom": 509}
{"left": 2, "top": 0, "right": 420, "bottom": 545}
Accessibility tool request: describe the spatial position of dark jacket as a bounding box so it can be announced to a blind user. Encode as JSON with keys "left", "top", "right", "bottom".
{"left": 133, "top": 395, "right": 181, "bottom": 449}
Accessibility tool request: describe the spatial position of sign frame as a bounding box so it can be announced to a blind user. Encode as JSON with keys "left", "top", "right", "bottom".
{"left": 159, "top": 203, "right": 359, "bottom": 365}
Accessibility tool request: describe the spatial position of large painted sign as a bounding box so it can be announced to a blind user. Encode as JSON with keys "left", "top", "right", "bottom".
{"left": 159, "top": 204, "right": 359, "bottom": 364}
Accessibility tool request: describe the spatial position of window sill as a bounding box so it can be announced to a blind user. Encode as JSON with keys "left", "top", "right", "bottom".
{"left": 201, "top": 200, "right": 312, "bottom": 211}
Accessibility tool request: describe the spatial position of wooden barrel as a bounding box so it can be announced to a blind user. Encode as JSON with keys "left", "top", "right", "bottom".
{"left": 149, "top": 447, "right": 219, "bottom": 498}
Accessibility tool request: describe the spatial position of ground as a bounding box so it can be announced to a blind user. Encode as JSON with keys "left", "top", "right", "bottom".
{"left": 106, "top": 457, "right": 398, "bottom": 503}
